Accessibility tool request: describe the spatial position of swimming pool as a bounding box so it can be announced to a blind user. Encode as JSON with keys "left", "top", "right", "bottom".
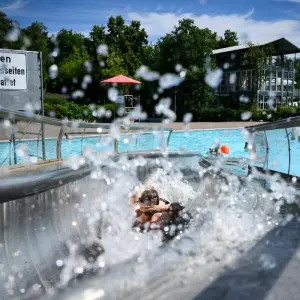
{"left": 1, "top": 128, "right": 300, "bottom": 176}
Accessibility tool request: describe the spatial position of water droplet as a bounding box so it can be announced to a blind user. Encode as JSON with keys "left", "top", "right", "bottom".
{"left": 239, "top": 95, "right": 249, "bottom": 103}
{"left": 84, "top": 60, "right": 93, "bottom": 72}
{"left": 72, "top": 90, "right": 84, "bottom": 99}
{"left": 223, "top": 63, "right": 229, "bottom": 69}
{"left": 183, "top": 113, "right": 193, "bottom": 124}
{"left": 61, "top": 86, "right": 67, "bottom": 94}
{"left": 99, "top": 261, "right": 105, "bottom": 268}
{"left": 159, "top": 73, "right": 184, "bottom": 89}
{"left": 124, "top": 138, "right": 129, "bottom": 144}
{"left": 136, "top": 65, "right": 159, "bottom": 81}
{"left": 5, "top": 27, "right": 20, "bottom": 42}
{"left": 49, "top": 64, "right": 58, "bottom": 79}
{"left": 97, "top": 127, "right": 103, "bottom": 133}
{"left": 259, "top": 253, "right": 277, "bottom": 270}
{"left": 32, "top": 284, "right": 41, "bottom": 291}
{"left": 241, "top": 111, "right": 252, "bottom": 120}
{"left": 153, "top": 94, "right": 159, "bottom": 100}
{"left": 230, "top": 73, "right": 236, "bottom": 84}
{"left": 56, "top": 260, "right": 64, "bottom": 267}
{"left": 179, "top": 70, "right": 186, "bottom": 77}
{"left": 83, "top": 74, "right": 92, "bottom": 84}
{"left": 97, "top": 44, "right": 108, "bottom": 56}
{"left": 292, "top": 177, "right": 297, "bottom": 183}
{"left": 52, "top": 48, "right": 59, "bottom": 57}
{"left": 74, "top": 266, "right": 84, "bottom": 274}
{"left": 108, "top": 87, "right": 118, "bottom": 102}
{"left": 101, "top": 202, "right": 107, "bottom": 211}
{"left": 205, "top": 69, "right": 223, "bottom": 88}
{"left": 3, "top": 120, "right": 10, "bottom": 127}
{"left": 175, "top": 64, "right": 183, "bottom": 72}
{"left": 72, "top": 221, "right": 77, "bottom": 226}
{"left": 20, "top": 288, "right": 25, "bottom": 294}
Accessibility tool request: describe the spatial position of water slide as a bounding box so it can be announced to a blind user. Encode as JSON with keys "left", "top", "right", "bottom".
{"left": 1, "top": 145, "right": 300, "bottom": 300}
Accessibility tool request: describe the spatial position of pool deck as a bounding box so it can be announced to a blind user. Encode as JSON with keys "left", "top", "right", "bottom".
{"left": 143, "top": 121, "right": 264, "bottom": 131}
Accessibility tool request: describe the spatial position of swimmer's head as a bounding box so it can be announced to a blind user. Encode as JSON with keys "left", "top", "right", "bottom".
{"left": 139, "top": 189, "right": 159, "bottom": 206}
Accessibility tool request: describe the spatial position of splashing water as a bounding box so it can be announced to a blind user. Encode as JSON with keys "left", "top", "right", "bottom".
{"left": 49, "top": 64, "right": 58, "bottom": 79}
{"left": 205, "top": 68, "right": 223, "bottom": 88}
{"left": 136, "top": 65, "right": 160, "bottom": 81}
{"left": 52, "top": 150, "right": 286, "bottom": 299}
{"left": 5, "top": 27, "right": 20, "bottom": 42}
{"left": 159, "top": 73, "right": 185, "bottom": 89}
{"left": 97, "top": 44, "right": 108, "bottom": 56}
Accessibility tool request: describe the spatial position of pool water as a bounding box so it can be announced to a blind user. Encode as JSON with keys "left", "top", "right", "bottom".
{"left": 1, "top": 128, "right": 299, "bottom": 177}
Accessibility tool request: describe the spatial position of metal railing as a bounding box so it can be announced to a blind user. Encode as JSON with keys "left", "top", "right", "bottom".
{"left": 0, "top": 108, "right": 173, "bottom": 167}
{"left": 245, "top": 116, "right": 300, "bottom": 177}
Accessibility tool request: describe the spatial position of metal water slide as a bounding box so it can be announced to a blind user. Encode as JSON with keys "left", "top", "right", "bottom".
{"left": 0, "top": 109, "right": 300, "bottom": 299}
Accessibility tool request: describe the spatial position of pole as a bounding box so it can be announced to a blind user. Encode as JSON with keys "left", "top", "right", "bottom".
{"left": 174, "top": 90, "right": 177, "bottom": 118}
{"left": 39, "top": 52, "right": 46, "bottom": 160}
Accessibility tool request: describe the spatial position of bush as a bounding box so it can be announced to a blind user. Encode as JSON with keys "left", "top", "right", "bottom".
{"left": 195, "top": 105, "right": 300, "bottom": 122}
{"left": 44, "top": 94, "right": 116, "bottom": 122}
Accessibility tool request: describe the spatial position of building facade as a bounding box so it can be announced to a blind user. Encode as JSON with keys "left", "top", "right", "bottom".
{"left": 212, "top": 38, "right": 300, "bottom": 109}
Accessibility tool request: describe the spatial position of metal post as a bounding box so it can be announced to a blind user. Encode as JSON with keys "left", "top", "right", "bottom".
{"left": 174, "top": 90, "right": 177, "bottom": 117}
{"left": 285, "top": 128, "right": 291, "bottom": 175}
{"left": 292, "top": 57, "right": 295, "bottom": 106}
{"left": 281, "top": 54, "right": 284, "bottom": 105}
{"left": 167, "top": 130, "right": 173, "bottom": 147}
{"left": 39, "top": 52, "right": 46, "bottom": 160}
{"left": 12, "top": 132, "right": 17, "bottom": 165}
{"left": 114, "top": 139, "right": 118, "bottom": 153}
{"left": 263, "top": 131, "right": 269, "bottom": 171}
{"left": 56, "top": 127, "right": 64, "bottom": 160}
{"left": 269, "top": 66, "right": 272, "bottom": 108}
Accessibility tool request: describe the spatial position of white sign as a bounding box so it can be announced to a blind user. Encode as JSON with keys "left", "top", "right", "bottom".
{"left": 0, "top": 52, "right": 27, "bottom": 90}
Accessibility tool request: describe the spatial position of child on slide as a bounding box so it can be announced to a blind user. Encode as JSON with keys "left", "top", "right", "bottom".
{"left": 131, "top": 186, "right": 190, "bottom": 236}
{"left": 131, "top": 186, "right": 170, "bottom": 227}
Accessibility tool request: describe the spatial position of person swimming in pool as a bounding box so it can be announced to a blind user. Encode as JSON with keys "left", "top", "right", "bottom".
{"left": 208, "top": 140, "right": 221, "bottom": 155}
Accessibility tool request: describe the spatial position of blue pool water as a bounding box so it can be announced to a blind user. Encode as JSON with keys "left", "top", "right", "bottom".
{"left": 1, "top": 128, "right": 300, "bottom": 177}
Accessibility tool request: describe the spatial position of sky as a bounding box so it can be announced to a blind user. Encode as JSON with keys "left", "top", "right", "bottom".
{"left": 2, "top": 0, "right": 300, "bottom": 46}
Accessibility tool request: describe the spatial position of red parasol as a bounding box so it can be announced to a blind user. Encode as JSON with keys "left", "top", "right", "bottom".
{"left": 101, "top": 74, "right": 141, "bottom": 84}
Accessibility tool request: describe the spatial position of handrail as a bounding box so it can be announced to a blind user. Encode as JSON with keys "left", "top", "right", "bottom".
{"left": 0, "top": 108, "right": 170, "bottom": 132}
{"left": 0, "top": 108, "right": 173, "bottom": 165}
{"left": 246, "top": 115, "right": 300, "bottom": 132}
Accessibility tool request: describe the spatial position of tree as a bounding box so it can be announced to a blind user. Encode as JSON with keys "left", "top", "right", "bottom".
{"left": 217, "top": 29, "right": 239, "bottom": 49}
{"left": 59, "top": 47, "right": 90, "bottom": 85}
{"left": 56, "top": 29, "right": 86, "bottom": 63}
{"left": 0, "top": 11, "right": 22, "bottom": 49}
{"left": 152, "top": 19, "right": 219, "bottom": 117}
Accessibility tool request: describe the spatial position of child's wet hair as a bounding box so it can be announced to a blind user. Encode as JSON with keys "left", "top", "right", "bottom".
{"left": 139, "top": 189, "right": 160, "bottom": 206}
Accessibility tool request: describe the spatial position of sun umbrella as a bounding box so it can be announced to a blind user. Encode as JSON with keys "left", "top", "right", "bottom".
{"left": 101, "top": 74, "right": 141, "bottom": 84}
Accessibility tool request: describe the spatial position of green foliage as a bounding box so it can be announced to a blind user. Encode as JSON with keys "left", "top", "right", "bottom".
{"left": 59, "top": 47, "right": 90, "bottom": 84}
{"left": 216, "top": 29, "right": 239, "bottom": 49}
{"left": 44, "top": 94, "right": 116, "bottom": 121}
{"left": 0, "top": 12, "right": 22, "bottom": 49}
{"left": 55, "top": 29, "right": 86, "bottom": 63}
{"left": 195, "top": 105, "right": 300, "bottom": 122}
{"left": 101, "top": 49, "right": 128, "bottom": 78}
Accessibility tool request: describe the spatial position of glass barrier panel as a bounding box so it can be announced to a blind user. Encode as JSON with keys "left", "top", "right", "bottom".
{"left": 251, "top": 131, "right": 268, "bottom": 169}
{"left": 265, "top": 129, "right": 289, "bottom": 174}
{"left": 0, "top": 121, "right": 44, "bottom": 166}
{"left": 287, "top": 127, "right": 300, "bottom": 177}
